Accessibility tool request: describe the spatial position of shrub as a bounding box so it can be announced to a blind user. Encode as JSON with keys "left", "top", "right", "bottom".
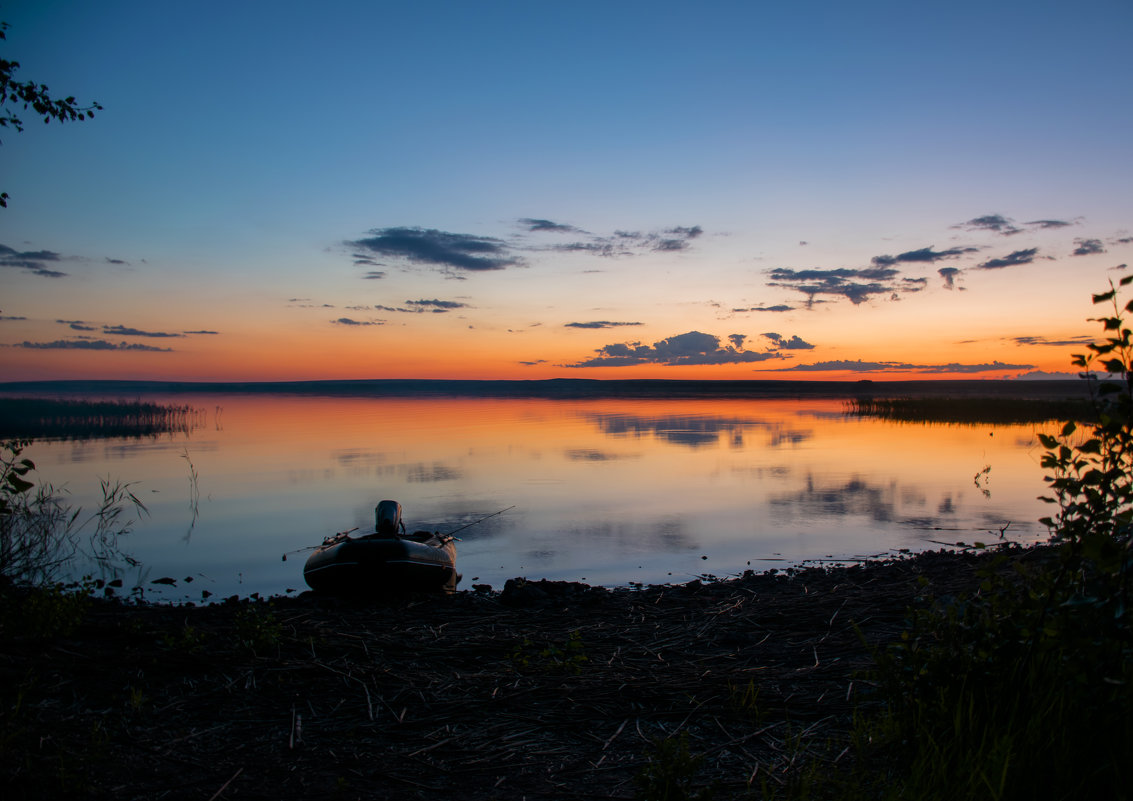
{"left": 852, "top": 278, "right": 1133, "bottom": 801}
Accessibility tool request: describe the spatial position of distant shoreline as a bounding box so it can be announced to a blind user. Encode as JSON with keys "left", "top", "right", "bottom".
{"left": 0, "top": 377, "right": 1095, "bottom": 401}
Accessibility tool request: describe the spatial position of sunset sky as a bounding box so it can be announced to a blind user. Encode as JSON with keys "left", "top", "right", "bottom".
{"left": 2, "top": 0, "right": 1131, "bottom": 382}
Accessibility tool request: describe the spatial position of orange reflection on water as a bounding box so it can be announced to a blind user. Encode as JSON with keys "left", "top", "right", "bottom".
{"left": 33, "top": 393, "right": 1058, "bottom": 600}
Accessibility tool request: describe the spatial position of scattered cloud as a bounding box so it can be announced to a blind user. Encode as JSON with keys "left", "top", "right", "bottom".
{"left": 938, "top": 266, "right": 962, "bottom": 290}
{"left": 332, "top": 317, "right": 383, "bottom": 326}
{"left": 405, "top": 299, "right": 469, "bottom": 312}
{"left": 976, "top": 247, "right": 1039, "bottom": 270}
{"left": 1010, "top": 335, "right": 1093, "bottom": 347}
{"left": 775, "top": 359, "right": 1033, "bottom": 373}
{"left": 545, "top": 225, "right": 704, "bottom": 258}
{"left": 953, "top": 214, "right": 1023, "bottom": 236}
{"left": 346, "top": 220, "right": 706, "bottom": 276}
{"left": 761, "top": 332, "right": 815, "bottom": 350}
{"left": 348, "top": 227, "right": 523, "bottom": 272}
{"left": 952, "top": 214, "right": 1074, "bottom": 237}
{"left": 0, "top": 315, "right": 28, "bottom": 321}
{"left": 0, "top": 243, "right": 67, "bottom": 277}
{"left": 871, "top": 246, "right": 979, "bottom": 267}
{"left": 564, "top": 330, "right": 791, "bottom": 368}
{"left": 732, "top": 305, "right": 795, "bottom": 313}
{"left": 57, "top": 319, "right": 97, "bottom": 331}
{"left": 102, "top": 324, "right": 185, "bottom": 338}
{"left": 564, "top": 320, "right": 644, "bottom": 329}
{"left": 1072, "top": 238, "right": 1106, "bottom": 256}
{"left": 518, "top": 218, "right": 583, "bottom": 234}
{"left": 184, "top": 329, "right": 219, "bottom": 335}
{"left": 767, "top": 266, "right": 904, "bottom": 305}
{"left": 12, "top": 339, "right": 173, "bottom": 352}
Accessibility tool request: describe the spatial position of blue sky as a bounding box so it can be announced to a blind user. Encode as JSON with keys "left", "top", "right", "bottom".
{"left": 2, "top": 0, "right": 1131, "bottom": 380}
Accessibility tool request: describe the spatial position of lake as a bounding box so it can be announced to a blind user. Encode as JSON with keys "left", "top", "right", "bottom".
{"left": 21, "top": 391, "right": 1061, "bottom": 602}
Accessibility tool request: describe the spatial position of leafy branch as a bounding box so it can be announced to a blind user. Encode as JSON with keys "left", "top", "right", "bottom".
{"left": 0, "top": 20, "right": 102, "bottom": 208}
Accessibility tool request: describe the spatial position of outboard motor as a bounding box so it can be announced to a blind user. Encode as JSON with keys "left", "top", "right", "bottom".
{"left": 375, "top": 500, "right": 405, "bottom": 537}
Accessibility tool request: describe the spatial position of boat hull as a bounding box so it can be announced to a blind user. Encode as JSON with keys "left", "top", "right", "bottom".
{"left": 303, "top": 535, "right": 458, "bottom": 595}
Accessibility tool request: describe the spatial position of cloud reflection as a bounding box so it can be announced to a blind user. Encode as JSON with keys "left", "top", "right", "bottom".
{"left": 583, "top": 413, "right": 813, "bottom": 450}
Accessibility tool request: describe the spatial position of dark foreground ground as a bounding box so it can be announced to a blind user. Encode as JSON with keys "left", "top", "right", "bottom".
{"left": 0, "top": 546, "right": 1046, "bottom": 800}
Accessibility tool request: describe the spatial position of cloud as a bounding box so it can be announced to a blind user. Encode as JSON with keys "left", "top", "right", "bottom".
{"left": 976, "top": 247, "right": 1039, "bottom": 270}
{"left": 761, "top": 332, "right": 815, "bottom": 350}
{"left": 1010, "top": 335, "right": 1093, "bottom": 347}
{"left": 362, "top": 271, "right": 387, "bottom": 280}
{"left": 1072, "top": 238, "right": 1106, "bottom": 256}
{"left": 184, "top": 329, "right": 219, "bottom": 335}
{"left": 0, "top": 315, "right": 28, "bottom": 321}
{"left": 102, "top": 325, "right": 185, "bottom": 338}
{"left": 953, "top": 214, "right": 1023, "bottom": 236}
{"left": 545, "top": 224, "right": 704, "bottom": 258}
{"left": 565, "top": 330, "right": 791, "bottom": 368}
{"left": 938, "top": 266, "right": 962, "bottom": 290}
{"left": 564, "top": 320, "right": 644, "bottom": 329}
{"left": 870, "top": 246, "right": 979, "bottom": 267}
{"left": 348, "top": 227, "right": 523, "bottom": 272}
{"left": 12, "top": 339, "right": 173, "bottom": 352}
{"left": 57, "top": 319, "right": 97, "bottom": 331}
{"left": 105, "top": 257, "right": 128, "bottom": 265}
{"left": 732, "top": 305, "right": 795, "bottom": 313}
{"left": 767, "top": 266, "right": 904, "bottom": 305}
{"left": 0, "top": 243, "right": 68, "bottom": 277}
{"left": 774, "top": 359, "right": 1033, "bottom": 373}
{"left": 952, "top": 214, "right": 1074, "bottom": 237}
{"left": 518, "top": 218, "right": 582, "bottom": 234}
{"left": 405, "top": 299, "right": 469, "bottom": 312}
{"left": 359, "top": 300, "right": 469, "bottom": 314}
{"left": 332, "top": 317, "right": 383, "bottom": 326}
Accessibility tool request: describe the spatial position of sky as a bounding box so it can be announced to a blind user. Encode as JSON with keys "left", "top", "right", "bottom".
{"left": 2, "top": 0, "right": 1131, "bottom": 382}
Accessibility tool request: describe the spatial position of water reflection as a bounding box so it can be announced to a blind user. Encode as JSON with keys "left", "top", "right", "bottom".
{"left": 24, "top": 394, "right": 1057, "bottom": 601}
{"left": 582, "top": 412, "right": 815, "bottom": 449}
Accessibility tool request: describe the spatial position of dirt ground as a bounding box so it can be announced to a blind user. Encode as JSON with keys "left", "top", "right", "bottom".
{"left": 0, "top": 545, "right": 1044, "bottom": 800}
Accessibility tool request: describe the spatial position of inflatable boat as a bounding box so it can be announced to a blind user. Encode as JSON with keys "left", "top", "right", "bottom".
{"left": 303, "top": 500, "right": 458, "bottom": 595}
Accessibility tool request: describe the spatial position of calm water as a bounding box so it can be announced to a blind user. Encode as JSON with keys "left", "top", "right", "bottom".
{"left": 27, "top": 394, "right": 1058, "bottom": 602}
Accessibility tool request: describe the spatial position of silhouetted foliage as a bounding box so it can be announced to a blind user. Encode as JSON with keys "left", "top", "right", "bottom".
{"left": 846, "top": 277, "right": 1133, "bottom": 801}
{"left": 0, "top": 19, "right": 102, "bottom": 207}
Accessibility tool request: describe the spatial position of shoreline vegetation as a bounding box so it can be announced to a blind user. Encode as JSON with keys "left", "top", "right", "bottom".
{"left": 0, "top": 398, "right": 204, "bottom": 441}
{"left": 0, "top": 544, "right": 1064, "bottom": 800}
{"left": 845, "top": 395, "right": 1098, "bottom": 425}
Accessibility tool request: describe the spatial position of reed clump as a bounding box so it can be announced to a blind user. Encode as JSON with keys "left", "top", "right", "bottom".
{"left": 846, "top": 395, "right": 1095, "bottom": 425}
{"left": 0, "top": 397, "right": 203, "bottom": 440}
